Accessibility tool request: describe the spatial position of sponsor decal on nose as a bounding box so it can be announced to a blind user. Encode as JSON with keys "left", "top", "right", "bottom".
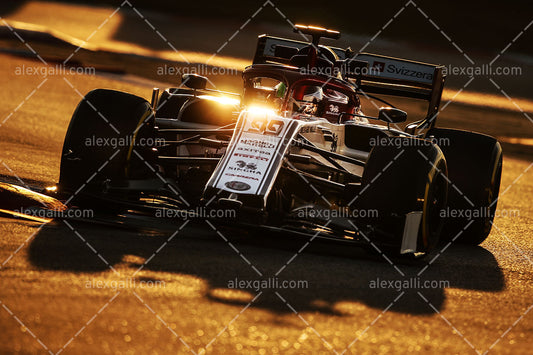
{"left": 225, "top": 181, "right": 251, "bottom": 191}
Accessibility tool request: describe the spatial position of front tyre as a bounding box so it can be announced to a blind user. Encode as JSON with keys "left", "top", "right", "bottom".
{"left": 59, "top": 89, "right": 154, "bottom": 194}
{"left": 427, "top": 128, "right": 503, "bottom": 245}
{"left": 353, "top": 139, "right": 448, "bottom": 254}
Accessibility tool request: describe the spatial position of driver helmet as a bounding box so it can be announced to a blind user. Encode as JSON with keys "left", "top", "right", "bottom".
{"left": 302, "top": 86, "right": 324, "bottom": 102}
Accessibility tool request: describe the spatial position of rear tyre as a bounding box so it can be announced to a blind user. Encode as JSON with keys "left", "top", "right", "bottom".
{"left": 59, "top": 89, "right": 154, "bottom": 194}
{"left": 427, "top": 128, "right": 503, "bottom": 245}
{"left": 353, "top": 139, "right": 448, "bottom": 254}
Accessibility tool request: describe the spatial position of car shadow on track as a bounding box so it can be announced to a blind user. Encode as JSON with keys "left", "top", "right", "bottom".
{"left": 28, "top": 219, "right": 505, "bottom": 315}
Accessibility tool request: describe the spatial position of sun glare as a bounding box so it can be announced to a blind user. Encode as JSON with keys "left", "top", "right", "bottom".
{"left": 198, "top": 94, "right": 240, "bottom": 106}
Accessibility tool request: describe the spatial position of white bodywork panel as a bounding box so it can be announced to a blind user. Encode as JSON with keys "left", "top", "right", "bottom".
{"left": 401, "top": 211, "right": 423, "bottom": 254}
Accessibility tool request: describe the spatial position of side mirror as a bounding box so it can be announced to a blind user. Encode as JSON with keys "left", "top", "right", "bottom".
{"left": 378, "top": 107, "right": 407, "bottom": 124}
{"left": 182, "top": 74, "right": 207, "bottom": 90}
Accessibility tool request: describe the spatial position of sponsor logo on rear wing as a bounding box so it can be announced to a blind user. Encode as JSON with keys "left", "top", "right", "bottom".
{"left": 353, "top": 53, "right": 439, "bottom": 86}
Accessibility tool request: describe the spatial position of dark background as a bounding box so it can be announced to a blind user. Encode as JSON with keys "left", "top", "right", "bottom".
{"left": 37, "top": 0, "right": 533, "bottom": 54}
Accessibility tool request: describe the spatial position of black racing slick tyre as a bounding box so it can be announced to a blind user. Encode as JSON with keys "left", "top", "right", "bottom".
{"left": 59, "top": 89, "right": 154, "bottom": 194}
{"left": 354, "top": 138, "right": 448, "bottom": 254}
{"left": 427, "top": 128, "right": 503, "bottom": 245}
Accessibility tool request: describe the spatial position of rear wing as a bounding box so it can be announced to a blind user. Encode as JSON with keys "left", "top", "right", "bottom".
{"left": 253, "top": 35, "right": 445, "bottom": 122}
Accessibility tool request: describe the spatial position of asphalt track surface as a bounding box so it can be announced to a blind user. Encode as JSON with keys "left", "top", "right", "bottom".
{"left": 0, "top": 5, "right": 532, "bottom": 355}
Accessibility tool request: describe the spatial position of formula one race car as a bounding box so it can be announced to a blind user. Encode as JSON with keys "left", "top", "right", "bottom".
{"left": 56, "top": 25, "right": 502, "bottom": 257}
